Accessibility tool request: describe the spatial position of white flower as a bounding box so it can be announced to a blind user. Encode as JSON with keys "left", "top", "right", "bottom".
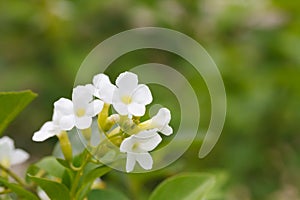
{"left": 149, "top": 108, "right": 173, "bottom": 136}
{"left": 112, "top": 72, "right": 152, "bottom": 117}
{"left": 120, "top": 129, "right": 162, "bottom": 172}
{"left": 138, "top": 107, "right": 173, "bottom": 136}
{"left": 55, "top": 85, "right": 104, "bottom": 130}
{"left": 32, "top": 111, "right": 62, "bottom": 142}
{"left": 92, "top": 73, "right": 116, "bottom": 104}
{"left": 0, "top": 136, "right": 29, "bottom": 167}
{"left": 33, "top": 85, "right": 104, "bottom": 141}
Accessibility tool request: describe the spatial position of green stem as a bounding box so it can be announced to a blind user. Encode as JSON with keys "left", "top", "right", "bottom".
{"left": 70, "top": 151, "right": 91, "bottom": 199}
{"left": 0, "top": 163, "right": 27, "bottom": 187}
{"left": 69, "top": 163, "right": 81, "bottom": 171}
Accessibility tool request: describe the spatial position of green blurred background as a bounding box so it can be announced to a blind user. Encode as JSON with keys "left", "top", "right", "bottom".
{"left": 1, "top": 0, "right": 300, "bottom": 199}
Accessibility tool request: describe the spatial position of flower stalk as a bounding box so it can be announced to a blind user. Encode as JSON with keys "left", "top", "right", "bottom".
{"left": 0, "top": 163, "right": 27, "bottom": 187}
{"left": 57, "top": 131, "right": 73, "bottom": 162}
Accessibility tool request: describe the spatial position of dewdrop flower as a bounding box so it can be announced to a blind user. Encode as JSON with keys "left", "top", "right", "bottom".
{"left": 32, "top": 105, "right": 73, "bottom": 161}
{"left": 0, "top": 136, "right": 29, "bottom": 167}
{"left": 112, "top": 72, "right": 152, "bottom": 117}
{"left": 148, "top": 108, "right": 173, "bottom": 135}
{"left": 55, "top": 85, "right": 104, "bottom": 130}
{"left": 139, "top": 108, "right": 173, "bottom": 136}
{"left": 92, "top": 73, "right": 116, "bottom": 104}
{"left": 120, "top": 129, "right": 162, "bottom": 172}
{"left": 32, "top": 85, "right": 103, "bottom": 161}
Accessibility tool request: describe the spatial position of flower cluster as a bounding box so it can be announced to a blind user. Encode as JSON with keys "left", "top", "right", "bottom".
{"left": 33, "top": 72, "right": 173, "bottom": 172}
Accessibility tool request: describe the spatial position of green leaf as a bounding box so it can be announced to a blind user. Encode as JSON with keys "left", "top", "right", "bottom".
{"left": 149, "top": 173, "right": 216, "bottom": 200}
{"left": 0, "top": 177, "right": 39, "bottom": 200}
{"left": 83, "top": 166, "right": 111, "bottom": 185}
{"left": 0, "top": 90, "right": 37, "bottom": 135}
{"left": 61, "top": 169, "right": 74, "bottom": 189}
{"left": 25, "top": 164, "right": 40, "bottom": 183}
{"left": 72, "top": 150, "right": 88, "bottom": 168}
{"left": 56, "top": 158, "right": 71, "bottom": 169}
{"left": 88, "top": 189, "right": 129, "bottom": 200}
{"left": 205, "top": 171, "right": 228, "bottom": 200}
{"left": 75, "top": 182, "right": 93, "bottom": 200}
{"left": 29, "top": 175, "right": 71, "bottom": 200}
{"left": 35, "top": 156, "right": 65, "bottom": 178}
{"left": 75, "top": 166, "right": 111, "bottom": 200}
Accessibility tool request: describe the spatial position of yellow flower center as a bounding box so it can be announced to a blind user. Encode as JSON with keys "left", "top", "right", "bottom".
{"left": 76, "top": 108, "right": 86, "bottom": 117}
{"left": 132, "top": 143, "right": 140, "bottom": 151}
{"left": 121, "top": 95, "right": 132, "bottom": 104}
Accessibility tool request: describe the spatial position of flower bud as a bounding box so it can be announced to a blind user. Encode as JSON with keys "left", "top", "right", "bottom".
{"left": 81, "top": 128, "right": 92, "bottom": 142}
{"left": 98, "top": 103, "right": 110, "bottom": 131}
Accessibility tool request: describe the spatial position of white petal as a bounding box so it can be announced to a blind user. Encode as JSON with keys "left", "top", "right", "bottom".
{"left": 41, "top": 121, "right": 56, "bottom": 131}
{"left": 112, "top": 90, "right": 129, "bottom": 115}
{"left": 93, "top": 92, "right": 100, "bottom": 99}
{"left": 113, "top": 102, "right": 128, "bottom": 115}
{"left": 126, "top": 153, "right": 136, "bottom": 173}
{"left": 93, "top": 73, "right": 111, "bottom": 88}
{"left": 160, "top": 125, "right": 173, "bottom": 136}
{"left": 72, "top": 85, "right": 93, "bottom": 107}
{"left": 52, "top": 110, "right": 63, "bottom": 122}
{"left": 131, "top": 84, "right": 152, "bottom": 105}
{"left": 0, "top": 137, "right": 14, "bottom": 161}
{"left": 151, "top": 108, "right": 172, "bottom": 134}
{"left": 120, "top": 136, "right": 135, "bottom": 152}
{"left": 10, "top": 149, "right": 29, "bottom": 165}
{"left": 75, "top": 116, "right": 92, "bottom": 129}
{"left": 32, "top": 130, "right": 54, "bottom": 142}
{"left": 73, "top": 85, "right": 93, "bottom": 100}
{"left": 134, "top": 129, "right": 158, "bottom": 138}
{"left": 152, "top": 108, "right": 171, "bottom": 126}
{"left": 128, "top": 102, "right": 146, "bottom": 116}
{"left": 32, "top": 122, "right": 58, "bottom": 142}
{"left": 136, "top": 132, "right": 162, "bottom": 151}
{"left": 85, "top": 84, "right": 96, "bottom": 93}
{"left": 86, "top": 100, "right": 104, "bottom": 117}
{"left": 151, "top": 108, "right": 173, "bottom": 135}
{"left": 84, "top": 84, "right": 97, "bottom": 99}
{"left": 54, "top": 98, "right": 74, "bottom": 115}
{"left": 112, "top": 88, "right": 121, "bottom": 102}
{"left": 135, "top": 152, "right": 153, "bottom": 170}
{"left": 116, "top": 72, "right": 138, "bottom": 92}
{"left": 93, "top": 74, "right": 116, "bottom": 103}
{"left": 0, "top": 136, "right": 14, "bottom": 151}
{"left": 99, "top": 84, "right": 116, "bottom": 104}
{"left": 0, "top": 146, "right": 8, "bottom": 161}
{"left": 59, "top": 115, "right": 75, "bottom": 130}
